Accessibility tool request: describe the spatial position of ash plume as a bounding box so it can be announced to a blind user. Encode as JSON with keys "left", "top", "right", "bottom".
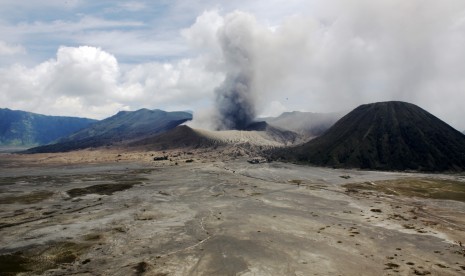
{"left": 215, "top": 73, "right": 255, "bottom": 130}
{"left": 187, "top": 2, "right": 465, "bottom": 131}
{"left": 214, "top": 12, "right": 257, "bottom": 130}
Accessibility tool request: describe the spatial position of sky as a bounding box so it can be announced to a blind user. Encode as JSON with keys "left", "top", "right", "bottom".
{"left": 0, "top": 0, "right": 464, "bottom": 130}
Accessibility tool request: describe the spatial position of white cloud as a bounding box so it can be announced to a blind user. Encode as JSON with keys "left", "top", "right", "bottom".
{"left": 182, "top": 10, "right": 224, "bottom": 52}
{"left": 184, "top": 3, "right": 465, "bottom": 130}
{"left": 0, "top": 46, "right": 122, "bottom": 118}
{"left": 119, "top": 57, "right": 224, "bottom": 110}
{"left": 0, "top": 41, "right": 25, "bottom": 55}
{"left": 0, "top": 46, "right": 223, "bottom": 119}
{"left": 47, "top": 46, "right": 119, "bottom": 99}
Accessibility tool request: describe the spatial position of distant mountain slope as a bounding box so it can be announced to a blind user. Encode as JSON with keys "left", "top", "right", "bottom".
{"left": 264, "top": 111, "right": 342, "bottom": 137}
{"left": 243, "top": 121, "right": 305, "bottom": 145}
{"left": 0, "top": 108, "right": 97, "bottom": 146}
{"left": 27, "top": 109, "right": 192, "bottom": 153}
{"left": 275, "top": 101, "right": 465, "bottom": 172}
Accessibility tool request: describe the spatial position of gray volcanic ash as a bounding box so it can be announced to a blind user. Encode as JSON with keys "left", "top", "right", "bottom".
{"left": 214, "top": 12, "right": 257, "bottom": 130}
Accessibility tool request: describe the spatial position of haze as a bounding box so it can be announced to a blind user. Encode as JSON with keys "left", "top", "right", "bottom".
{"left": 0, "top": 0, "right": 464, "bottom": 130}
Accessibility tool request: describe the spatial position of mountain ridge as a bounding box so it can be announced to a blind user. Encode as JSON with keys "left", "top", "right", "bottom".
{"left": 27, "top": 109, "right": 192, "bottom": 153}
{"left": 0, "top": 108, "right": 97, "bottom": 146}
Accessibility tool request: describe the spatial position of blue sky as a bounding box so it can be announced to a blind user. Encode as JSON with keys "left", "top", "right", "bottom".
{"left": 0, "top": 1, "right": 193, "bottom": 64}
{"left": 1, "top": 0, "right": 465, "bottom": 131}
{"left": 0, "top": 0, "right": 309, "bottom": 64}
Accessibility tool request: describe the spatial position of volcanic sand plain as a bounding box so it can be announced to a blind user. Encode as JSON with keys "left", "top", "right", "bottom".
{"left": 0, "top": 149, "right": 465, "bottom": 275}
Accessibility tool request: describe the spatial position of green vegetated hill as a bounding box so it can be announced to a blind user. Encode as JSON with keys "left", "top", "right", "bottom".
{"left": 0, "top": 108, "right": 97, "bottom": 147}
{"left": 275, "top": 101, "right": 465, "bottom": 172}
{"left": 27, "top": 109, "right": 192, "bottom": 153}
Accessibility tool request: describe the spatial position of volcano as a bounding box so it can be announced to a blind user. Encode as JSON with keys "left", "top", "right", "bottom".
{"left": 275, "top": 101, "right": 465, "bottom": 171}
{"left": 130, "top": 122, "right": 303, "bottom": 151}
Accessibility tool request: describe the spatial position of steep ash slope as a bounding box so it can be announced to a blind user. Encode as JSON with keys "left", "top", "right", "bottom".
{"left": 131, "top": 123, "right": 304, "bottom": 151}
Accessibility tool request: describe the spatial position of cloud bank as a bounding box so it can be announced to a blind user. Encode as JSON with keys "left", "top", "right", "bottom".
{"left": 0, "top": 46, "right": 223, "bottom": 119}
{"left": 1, "top": 0, "right": 465, "bottom": 131}
{"left": 187, "top": 1, "right": 465, "bottom": 130}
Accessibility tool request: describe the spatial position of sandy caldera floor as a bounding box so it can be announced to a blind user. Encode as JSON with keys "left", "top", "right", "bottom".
{"left": 0, "top": 150, "right": 465, "bottom": 276}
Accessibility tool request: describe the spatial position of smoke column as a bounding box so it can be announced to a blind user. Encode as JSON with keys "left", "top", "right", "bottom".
{"left": 214, "top": 12, "right": 257, "bottom": 130}
{"left": 215, "top": 73, "right": 255, "bottom": 130}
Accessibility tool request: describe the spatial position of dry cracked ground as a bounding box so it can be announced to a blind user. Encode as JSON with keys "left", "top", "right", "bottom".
{"left": 0, "top": 151, "right": 465, "bottom": 275}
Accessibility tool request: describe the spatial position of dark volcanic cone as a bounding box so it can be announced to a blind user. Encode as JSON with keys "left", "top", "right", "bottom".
{"left": 275, "top": 101, "right": 465, "bottom": 172}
